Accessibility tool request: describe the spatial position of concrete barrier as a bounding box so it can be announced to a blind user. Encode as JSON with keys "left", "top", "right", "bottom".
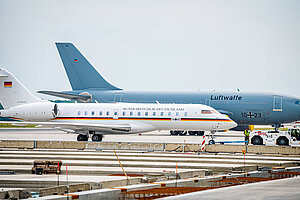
{"left": 86, "top": 142, "right": 165, "bottom": 151}
{"left": 205, "top": 144, "right": 300, "bottom": 154}
{"left": 39, "top": 186, "right": 67, "bottom": 197}
{"left": 0, "top": 140, "right": 299, "bottom": 154}
{"left": 39, "top": 183, "right": 91, "bottom": 197}
{"left": 0, "top": 140, "right": 34, "bottom": 148}
{"left": 36, "top": 141, "right": 86, "bottom": 149}
{"left": 71, "top": 188, "right": 121, "bottom": 200}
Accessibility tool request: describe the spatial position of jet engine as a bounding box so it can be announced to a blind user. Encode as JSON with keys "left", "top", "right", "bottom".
{"left": 0, "top": 102, "right": 59, "bottom": 121}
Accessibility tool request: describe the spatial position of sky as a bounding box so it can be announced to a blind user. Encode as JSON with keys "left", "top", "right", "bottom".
{"left": 0, "top": 0, "right": 299, "bottom": 99}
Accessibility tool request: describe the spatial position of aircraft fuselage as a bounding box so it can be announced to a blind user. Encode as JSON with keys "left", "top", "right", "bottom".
{"left": 66, "top": 90, "right": 300, "bottom": 127}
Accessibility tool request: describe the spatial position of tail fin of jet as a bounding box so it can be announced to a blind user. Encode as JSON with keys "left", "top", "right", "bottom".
{"left": 55, "top": 43, "right": 121, "bottom": 91}
{"left": 0, "top": 69, "right": 41, "bottom": 109}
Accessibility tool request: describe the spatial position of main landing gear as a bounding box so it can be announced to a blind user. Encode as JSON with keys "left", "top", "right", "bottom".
{"left": 91, "top": 134, "right": 103, "bottom": 142}
{"left": 273, "top": 124, "right": 283, "bottom": 132}
{"left": 170, "top": 130, "right": 205, "bottom": 136}
{"left": 76, "top": 133, "right": 103, "bottom": 142}
{"left": 77, "top": 134, "right": 88, "bottom": 141}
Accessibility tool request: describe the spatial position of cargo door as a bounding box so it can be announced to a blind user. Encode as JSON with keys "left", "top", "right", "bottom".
{"left": 114, "top": 93, "right": 123, "bottom": 102}
{"left": 273, "top": 96, "right": 283, "bottom": 112}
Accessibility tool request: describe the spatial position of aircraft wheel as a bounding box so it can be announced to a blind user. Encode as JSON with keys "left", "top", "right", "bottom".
{"left": 251, "top": 136, "right": 263, "bottom": 145}
{"left": 92, "top": 134, "right": 103, "bottom": 142}
{"left": 170, "top": 130, "right": 178, "bottom": 136}
{"left": 188, "top": 131, "right": 197, "bottom": 135}
{"left": 196, "top": 131, "right": 205, "bottom": 136}
{"left": 178, "top": 131, "right": 187, "bottom": 136}
{"left": 77, "top": 134, "right": 88, "bottom": 141}
{"left": 208, "top": 140, "right": 215, "bottom": 145}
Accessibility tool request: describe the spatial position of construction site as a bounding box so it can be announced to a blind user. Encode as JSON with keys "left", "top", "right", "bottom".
{"left": 0, "top": 129, "right": 300, "bottom": 199}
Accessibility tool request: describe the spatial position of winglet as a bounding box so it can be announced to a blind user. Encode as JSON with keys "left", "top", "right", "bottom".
{"left": 55, "top": 43, "right": 122, "bottom": 91}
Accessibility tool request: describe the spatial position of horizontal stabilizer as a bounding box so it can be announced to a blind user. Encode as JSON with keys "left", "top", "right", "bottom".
{"left": 38, "top": 91, "right": 91, "bottom": 102}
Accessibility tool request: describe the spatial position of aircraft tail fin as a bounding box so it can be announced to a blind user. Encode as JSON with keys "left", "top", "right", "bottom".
{"left": 0, "top": 69, "right": 41, "bottom": 109}
{"left": 55, "top": 43, "right": 121, "bottom": 91}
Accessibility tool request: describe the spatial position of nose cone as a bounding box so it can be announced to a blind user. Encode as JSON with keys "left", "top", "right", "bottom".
{"left": 230, "top": 121, "right": 238, "bottom": 129}
{"left": 220, "top": 114, "right": 237, "bottom": 130}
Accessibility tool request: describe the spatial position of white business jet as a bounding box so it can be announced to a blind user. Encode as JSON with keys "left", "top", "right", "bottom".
{"left": 0, "top": 69, "right": 237, "bottom": 142}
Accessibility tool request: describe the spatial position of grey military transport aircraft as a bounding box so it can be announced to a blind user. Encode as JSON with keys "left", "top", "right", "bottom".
{"left": 38, "top": 43, "right": 300, "bottom": 134}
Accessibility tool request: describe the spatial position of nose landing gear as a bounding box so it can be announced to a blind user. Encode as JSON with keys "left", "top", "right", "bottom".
{"left": 208, "top": 130, "right": 216, "bottom": 145}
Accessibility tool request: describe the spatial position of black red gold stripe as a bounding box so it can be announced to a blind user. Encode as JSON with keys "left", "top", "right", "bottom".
{"left": 52, "top": 117, "right": 233, "bottom": 122}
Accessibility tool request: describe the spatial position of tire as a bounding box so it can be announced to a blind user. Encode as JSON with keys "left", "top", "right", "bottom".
{"left": 208, "top": 140, "right": 215, "bottom": 145}
{"left": 92, "top": 134, "right": 103, "bottom": 142}
{"left": 251, "top": 136, "right": 263, "bottom": 145}
{"left": 276, "top": 136, "right": 289, "bottom": 146}
{"left": 77, "top": 134, "right": 88, "bottom": 141}
{"left": 178, "top": 131, "right": 187, "bottom": 136}
{"left": 170, "top": 130, "right": 178, "bottom": 136}
{"left": 196, "top": 131, "right": 205, "bottom": 136}
{"left": 188, "top": 131, "right": 197, "bottom": 135}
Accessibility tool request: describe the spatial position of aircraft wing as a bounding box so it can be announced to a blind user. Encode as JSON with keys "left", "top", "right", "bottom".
{"left": 38, "top": 91, "right": 91, "bottom": 102}
{"left": 0, "top": 121, "right": 131, "bottom": 133}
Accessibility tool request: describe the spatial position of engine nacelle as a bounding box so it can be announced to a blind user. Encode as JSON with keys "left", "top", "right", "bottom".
{"left": 0, "top": 101, "right": 59, "bottom": 121}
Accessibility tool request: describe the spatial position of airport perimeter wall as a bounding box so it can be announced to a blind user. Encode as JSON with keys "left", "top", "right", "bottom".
{"left": 1, "top": 140, "right": 300, "bottom": 154}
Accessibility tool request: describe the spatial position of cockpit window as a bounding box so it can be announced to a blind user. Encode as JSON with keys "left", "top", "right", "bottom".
{"left": 295, "top": 100, "right": 300, "bottom": 105}
{"left": 202, "top": 109, "right": 220, "bottom": 114}
{"left": 211, "top": 110, "right": 220, "bottom": 114}
{"left": 202, "top": 110, "right": 212, "bottom": 114}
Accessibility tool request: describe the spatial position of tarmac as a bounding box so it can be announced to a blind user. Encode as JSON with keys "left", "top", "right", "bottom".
{"left": 0, "top": 128, "right": 299, "bottom": 199}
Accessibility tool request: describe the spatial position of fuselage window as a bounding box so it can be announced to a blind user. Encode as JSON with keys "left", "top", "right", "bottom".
{"left": 145, "top": 112, "right": 148, "bottom": 116}
{"left": 130, "top": 111, "right": 133, "bottom": 116}
{"left": 176, "top": 112, "right": 179, "bottom": 116}
{"left": 106, "top": 111, "right": 110, "bottom": 116}
{"left": 99, "top": 111, "right": 103, "bottom": 116}
{"left": 78, "top": 111, "right": 81, "bottom": 116}
{"left": 168, "top": 112, "right": 171, "bottom": 116}
{"left": 138, "top": 112, "right": 141, "bottom": 116}
{"left": 160, "top": 112, "right": 164, "bottom": 116}
{"left": 122, "top": 111, "right": 126, "bottom": 116}
{"left": 184, "top": 112, "right": 188, "bottom": 117}
{"left": 91, "top": 111, "right": 95, "bottom": 116}
{"left": 153, "top": 112, "right": 156, "bottom": 116}
{"left": 84, "top": 111, "right": 88, "bottom": 116}
{"left": 114, "top": 111, "right": 117, "bottom": 115}
{"left": 296, "top": 100, "right": 300, "bottom": 105}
